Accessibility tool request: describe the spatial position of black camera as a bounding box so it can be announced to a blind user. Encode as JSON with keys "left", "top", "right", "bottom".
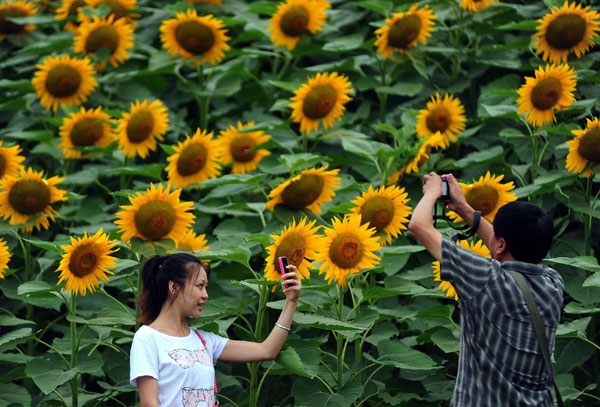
{"left": 441, "top": 178, "right": 450, "bottom": 202}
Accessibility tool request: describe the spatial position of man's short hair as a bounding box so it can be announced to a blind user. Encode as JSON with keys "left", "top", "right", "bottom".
{"left": 493, "top": 201, "right": 553, "bottom": 264}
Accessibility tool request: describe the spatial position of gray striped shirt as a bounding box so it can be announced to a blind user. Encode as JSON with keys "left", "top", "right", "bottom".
{"left": 440, "top": 237, "right": 564, "bottom": 407}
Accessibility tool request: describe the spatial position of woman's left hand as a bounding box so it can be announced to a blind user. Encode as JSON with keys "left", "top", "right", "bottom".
{"left": 281, "top": 265, "right": 301, "bottom": 302}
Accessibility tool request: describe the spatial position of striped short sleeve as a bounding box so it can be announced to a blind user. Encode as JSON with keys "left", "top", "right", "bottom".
{"left": 440, "top": 236, "right": 496, "bottom": 301}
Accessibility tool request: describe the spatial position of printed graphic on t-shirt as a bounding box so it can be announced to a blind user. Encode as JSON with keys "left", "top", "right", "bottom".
{"left": 182, "top": 386, "right": 215, "bottom": 406}
{"left": 168, "top": 347, "right": 212, "bottom": 369}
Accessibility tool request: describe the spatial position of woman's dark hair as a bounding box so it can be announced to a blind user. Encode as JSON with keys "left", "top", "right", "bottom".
{"left": 137, "top": 253, "right": 210, "bottom": 324}
{"left": 493, "top": 201, "right": 554, "bottom": 264}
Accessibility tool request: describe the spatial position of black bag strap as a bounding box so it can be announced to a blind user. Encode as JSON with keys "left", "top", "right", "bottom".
{"left": 509, "top": 270, "right": 564, "bottom": 407}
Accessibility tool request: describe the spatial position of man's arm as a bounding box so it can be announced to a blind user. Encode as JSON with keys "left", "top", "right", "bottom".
{"left": 408, "top": 172, "right": 443, "bottom": 261}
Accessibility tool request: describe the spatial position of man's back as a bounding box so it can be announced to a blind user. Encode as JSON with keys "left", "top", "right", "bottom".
{"left": 441, "top": 237, "right": 564, "bottom": 407}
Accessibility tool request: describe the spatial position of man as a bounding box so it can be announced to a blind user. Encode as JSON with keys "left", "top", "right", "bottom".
{"left": 408, "top": 172, "right": 564, "bottom": 407}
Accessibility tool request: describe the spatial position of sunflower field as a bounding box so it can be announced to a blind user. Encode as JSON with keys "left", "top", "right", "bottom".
{"left": 1, "top": 0, "right": 600, "bottom": 405}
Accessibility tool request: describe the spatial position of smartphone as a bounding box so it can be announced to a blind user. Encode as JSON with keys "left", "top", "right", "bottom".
{"left": 278, "top": 256, "right": 289, "bottom": 289}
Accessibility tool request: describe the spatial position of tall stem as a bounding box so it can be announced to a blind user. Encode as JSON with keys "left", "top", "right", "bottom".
{"left": 70, "top": 295, "right": 79, "bottom": 407}
{"left": 584, "top": 176, "right": 593, "bottom": 256}
{"left": 249, "top": 285, "right": 269, "bottom": 407}
{"left": 336, "top": 284, "right": 345, "bottom": 387}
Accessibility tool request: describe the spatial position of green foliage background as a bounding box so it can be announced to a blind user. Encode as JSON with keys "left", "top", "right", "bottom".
{"left": 0, "top": 0, "right": 599, "bottom": 406}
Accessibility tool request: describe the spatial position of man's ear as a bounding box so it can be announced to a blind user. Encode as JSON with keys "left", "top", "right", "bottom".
{"left": 496, "top": 237, "right": 509, "bottom": 257}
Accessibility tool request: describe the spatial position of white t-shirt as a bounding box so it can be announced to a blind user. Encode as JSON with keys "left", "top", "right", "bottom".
{"left": 130, "top": 325, "right": 229, "bottom": 407}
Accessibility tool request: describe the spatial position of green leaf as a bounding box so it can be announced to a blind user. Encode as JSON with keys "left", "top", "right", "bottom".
{"left": 246, "top": 1, "right": 278, "bottom": 14}
{"left": 564, "top": 302, "right": 600, "bottom": 314}
{"left": 379, "top": 245, "right": 425, "bottom": 256}
{"left": 449, "top": 146, "right": 505, "bottom": 169}
{"left": 496, "top": 20, "right": 538, "bottom": 31}
{"left": 416, "top": 305, "right": 456, "bottom": 325}
{"left": 341, "top": 138, "right": 391, "bottom": 158}
{"left": 279, "top": 153, "right": 331, "bottom": 172}
{"left": 322, "top": 34, "right": 364, "bottom": 52}
{"left": 17, "top": 281, "right": 57, "bottom": 295}
{"left": 354, "top": 0, "right": 392, "bottom": 16}
{"left": 293, "top": 313, "right": 365, "bottom": 331}
{"left": 201, "top": 246, "right": 252, "bottom": 270}
{"left": 268, "top": 80, "right": 300, "bottom": 93}
{"left": 430, "top": 328, "right": 459, "bottom": 353}
{"left": 66, "top": 308, "right": 135, "bottom": 326}
{"left": 544, "top": 256, "right": 600, "bottom": 272}
{"left": 0, "top": 383, "right": 31, "bottom": 407}
{"left": 376, "top": 81, "right": 423, "bottom": 97}
{"left": 194, "top": 173, "right": 266, "bottom": 189}
{"left": 108, "top": 164, "right": 163, "bottom": 180}
{"left": 0, "top": 315, "right": 36, "bottom": 327}
{"left": 0, "top": 328, "right": 32, "bottom": 348}
{"left": 555, "top": 373, "right": 598, "bottom": 401}
{"left": 25, "top": 358, "right": 78, "bottom": 395}
{"left": 130, "top": 237, "right": 176, "bottom": 257}
{"left": 365, "top": 340, "right": 439, "bottom": 370}
{"left": 276, "top": 347, "right": 315, "bottom": 378}
{"left": 556, "top": 317, "right": 591, "bottom": 339}
{"left": 583, "top": 272, "right": 600, "bottom": 290}
{"left": 245, "top": 233, "right": 273, "bottom": 246}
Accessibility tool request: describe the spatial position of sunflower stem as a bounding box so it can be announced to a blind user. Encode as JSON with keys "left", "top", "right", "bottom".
{"left": 584, "top": 175, "right": 592, "bottom": 256}
{"left": 70, "top": 294, "right": 79, "bottom": 407}
{"left": 336, "top": 284, "right": 345, "bottom": 388}
{"left": 14, "top": 230, "right": 35, "bottom": 354}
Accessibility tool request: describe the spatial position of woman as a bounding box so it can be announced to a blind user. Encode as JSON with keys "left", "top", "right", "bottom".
{"left": 130, "top": 253, "right": 301, "bottom": 406}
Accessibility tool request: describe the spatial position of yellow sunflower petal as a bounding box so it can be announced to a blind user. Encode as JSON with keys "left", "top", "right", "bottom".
{"left": 175, "top": 229, "right": 210, "bottom": 252}
{"left": 386, "top": 133, "right": 446, "bottom": 184}
{"left": 217, "top": 121, "right": 271, "bottom": 174}
{"left": 266, "top": 166, "right": 341, "bottom": 214}
{"left": 55, "top": 0, "right": 85, "bottom": 32}
{"left": 566, "top": 116, "right": 600, "bottom": 176}
{"left": 0, "top": 0, "right": 37, "bottom": 41}
{"left": 459, "top": 0, "right": 498, "bottom": 12}
{"left": 116, "top": 99, "right": 169, "bottom": 159}
{"left": 265, "top": 217, "right": 321, "bottom": 281}
{"left": 416, "top": 93, "right": 466, "bottom": 148}
{"left": 268, "top": 0, "right": 329, "bottom": 50}
{"left": 114, "top": 183, "right": 195, "bottom": 242}
{"left": 0, "top": 238, "right": 11, "bottom": 279}
{"left": 0, "top": 167, "right": 68, "bottom": 232}
{"left": 0, "top": 141, "right": 26, "bottom": 180}
{"left": 160, "top": 9, "right": 230, "bottom": 66}
{"left": 57, "top": 228, "right": 118, "bottom": 295}
{"left": 58, "top": 106, "right": 115, "bottom": 159}
{"left": 374, "top": 4, "right": 436, "bottom": 59}
{"left": 432, "top": 239, "right": 490, "bottom": 300}
{"left": 166, "top": 127, "right": 222, "bottom": 188}
{"left": 313, "top": 214, "right": 381, "bottom": 286}
{"left": 533, "top": 2, "right": 600, "bottom": 64}
{"left": 350, "top": 184, "right": 412, "bottom": 245}
{"left": 516, "top": 63, "right": 577, "bottom": 127}
{"left": 80, "top": 0, "right": 138, "bottom": 23}
{"left": 31, "top": 54, "right": 98, "bottom": 112}
{"left": 289, "top": 71, "right": 353, "bottom": 134}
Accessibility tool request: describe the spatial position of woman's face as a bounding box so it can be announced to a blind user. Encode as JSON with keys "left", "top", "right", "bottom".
{"left": 178, "top": 265, "right": 209, "bottom": 318}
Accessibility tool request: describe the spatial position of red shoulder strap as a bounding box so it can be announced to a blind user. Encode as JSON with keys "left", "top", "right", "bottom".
{"left": 194, "top": 330, "right": 218, "bottom": 396}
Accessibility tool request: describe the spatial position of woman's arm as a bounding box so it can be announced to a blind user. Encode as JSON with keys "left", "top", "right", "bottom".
{"left": 137, "top": 376, "right": 159, "bottom": 407}
{"left": 218, "top": 266, "right": 301, "bottom": 362}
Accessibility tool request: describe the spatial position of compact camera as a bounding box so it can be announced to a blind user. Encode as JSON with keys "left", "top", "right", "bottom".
{"left": 441, "top": 178, "right": 450, "bottom": 202}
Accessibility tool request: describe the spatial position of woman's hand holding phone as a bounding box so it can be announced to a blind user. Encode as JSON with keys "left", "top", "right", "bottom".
{"left": 278, "top": 256, "right": 301, "bottom": 302}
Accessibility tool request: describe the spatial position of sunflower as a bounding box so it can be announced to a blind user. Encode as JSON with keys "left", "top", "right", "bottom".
{"left": 184, "top": 0, "right": 222, "bottom": 3}
{"left": 532, "top": 2, "right": 600, "bottom": 64}
{"left": 416, "top": 93, "right": 466, "bottom": 148}
{"left": 0, "top": 167, "right": 67, "bottom": 232}
{"left": 73, "top": 15, "right": 134, "bottom": 69}
{"left": 56, "top": 228, "right": 118, "bottom": 295}
{"left": 31, "top": 54, "right": 97, "bottom": 112}
{"left": 374, "top": 4, "right": 436, "bottom": 59}
{"left": 0, "top": 0, "right": 37, "bottom": 41}
{"left": 265, "top": 217, "right": 321, "bottom": 282}
{"left": 268, "top": 0, "right": 328, "bottom": 50}
{"left": 266, "top": 166, "right": 340, "bottom": 214}
{"left": 459, "top": 0, "right": 498, "bottom": 13}
{"left": 116, "top": 99, "right": 169, "bottom": 159}
{"left": 58, "top": 106, "right": 115, "bottom": 159}
{"left": 160, "top": 9, "right": 230, "bottom": 66}
{"left": 55, "top": 0, "right": 85, "bottom": 32}
{"left": 115, "top": 183, "right": 195, "bottom": 243}
{"left": 386, "top": 133, "right": 445, "bottom": 185}
{"left": 0, "top": 238, "right": 10, "bottom": 279}
{"left": 0, "top": 141, "right": 26, "bottom": 180}
{"left": 175, "top": 229, "right": 210, "bottom": 252}
{"left": 314, "top": 214, "right": 381, "bottom": 286}
{"left": 217, "top": 121, "right": 271, "bottom": 174}
{"left": 432, "top": 239, "right": 490, "bottom": 300}
{"left": 517, "top": 63, "right": 577, "bottom": 127}
{"left": 80, "top": 0, "right": 137, "bottom": 23}
{"left": 566, "top": 116, "right": 600, "bottom": 176}
{"left": 289, "top": 72, "right": 352, "bottom": 134}
{"left": 166, "top": 128, "right": 221, "bottom": 188}
{"left": 446, "top": 172, "right": 517, "bottom": 223}
{"left": 350, "top": 185, "right": 412, "bottom": 245}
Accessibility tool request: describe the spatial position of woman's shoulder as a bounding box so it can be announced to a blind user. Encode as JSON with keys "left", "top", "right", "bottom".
{"left": 133, "top": 325, "right": 156, "bottom": 342}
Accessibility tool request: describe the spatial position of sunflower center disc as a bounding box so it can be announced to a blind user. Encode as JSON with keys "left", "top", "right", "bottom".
{"left": 68, "top": 243, "right": 99, "bottom": 277}
{"left": 46, "top": 65, "right": 82, "bottom": 98}
{"left": 302, "top": 85, "right": 338, "bottom": 120}
{"left": 0, "top": 6, "right": 27, "bottom": 35}
{"left": 85, "top": 25, "right": 119, "bottom": 54}
{"left": 68, "top": 0, "right": 85, "bottom": 16}
{"left": 177, "top": 142, "right": 207, "bottom": 176}
{"left": 578, "top": 126, "right": 600, "bottom": 162}
{"left": 329, "top": 232, "right": 363, "bottom": 269}
{"left": 175, "top": 21, "right": 215, "bottom": 55}
{"left": 531, "top": 77, "right": 562, "bottom": 110}
{"left": 426, "top": 106, "right": 450, "bottom": 133}
{"left": 126, "top": 110, "right": 155, "bottom": 143}
{"left": 281, "top": 173, "right": 324, "bottom": 209}
{"left": 134, "top": 200, "right": 176, "bottom": 241}
{"left": 466, "top": 185, "right": 499, "bottom": 216}
{"left": 8, "top": 180, "right": 51, "bottom": 215}
{"left": 275, "top": 233, "right": 306, "bottom": 266}
{"left": 545, "top": 13, "right": 587, "bottom": 50}
{"left": 0, "top": 154, "right": 6, "bottom": 178}
{"left": 70, "top": 118, "right": 104, "bottom": 146}
{"left": 280, "top": 5, "right": 309, "bottom": 37}
{"left": 230, "top": 135, "right": 257, "bottom": 162}
{"left": 388, "top": 15, "right": 422, "bottom": 49}
{"left": 102, "top": 0, "right": 127, "bottom": 20}
{"left": 360, "top": 196, "right": 395, "bottom": 232}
